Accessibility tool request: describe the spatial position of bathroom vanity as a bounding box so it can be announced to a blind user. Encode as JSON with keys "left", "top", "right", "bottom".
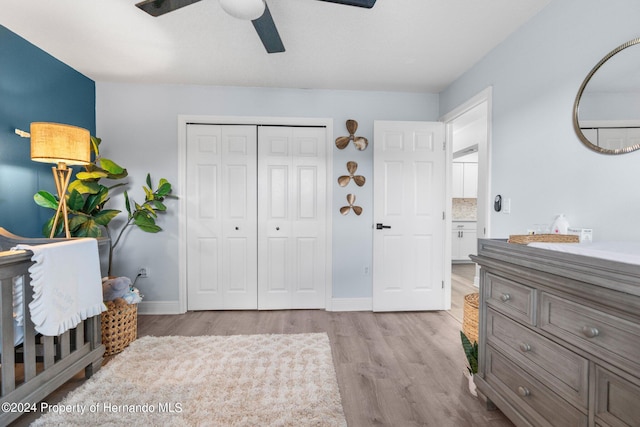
{"left": 470, "top": 239, "right": 640, "bottom": 427}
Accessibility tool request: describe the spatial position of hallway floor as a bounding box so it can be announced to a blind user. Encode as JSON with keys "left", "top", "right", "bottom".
{"left": 450, "top": 263, "right": 478, "bottom": 323}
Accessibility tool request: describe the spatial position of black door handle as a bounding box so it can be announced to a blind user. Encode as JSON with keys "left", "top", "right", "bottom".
{"left": 376, "top": 223, "right": 391, "bottom": 230}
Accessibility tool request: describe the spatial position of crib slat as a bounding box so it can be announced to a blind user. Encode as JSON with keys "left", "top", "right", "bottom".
{"left": 75, "top": 320, "right": 84, "bottom": 349}
{"left": 43, "top": 335, "right": 55, "bottom": 369}
{"left": 59, "top": 330, "right": 70, "bottom": 359}
{"left": 22, "top": 274, "right": 36, "bottom": 381}
{"left": 0, "top": 277, "right": 16, "bottom": 395}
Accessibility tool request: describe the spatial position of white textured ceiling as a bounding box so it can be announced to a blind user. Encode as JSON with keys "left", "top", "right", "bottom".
{"left": 1, "top": 0, "right": 550, "bottom": 92}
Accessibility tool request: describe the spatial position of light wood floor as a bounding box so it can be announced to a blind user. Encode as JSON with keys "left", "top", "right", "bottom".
{"left": 14, "top": 267, "right": 512, "bottom": 427}
{"left": 450, "top": 263, "right": 479, "bottom": 323}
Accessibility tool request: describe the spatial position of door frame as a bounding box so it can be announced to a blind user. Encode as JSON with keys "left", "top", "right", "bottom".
{"left": 177, "top": 115, "right": 334, "bottom": 314}
{"left": 440, "top": 87, "right": 493, "bottom": 288}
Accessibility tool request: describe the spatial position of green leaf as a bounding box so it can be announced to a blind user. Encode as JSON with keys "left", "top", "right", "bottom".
{"left": 84, "top": 186, "right": 109, "bottom": 213}
{"left": 142, "top": 204, "right": 157, "bottom": 217}
{"left": 69, "top": 215, "right": 89, "bottom": 232}
{"left": 124, "top": 191, "right": 131, "bottom": 215}
{"left": 99, "top": 158, "right": 126, "bottom": 176}
{"left": 42, "top": 216, "right": 55, "bottom": 237}
{"left": 76, "top": 170, "right": 108, "bottom": 180}
{"left": 93, "top": 209, "right": 120, "bottom": 226}
{"left": 143, "top": 186, "right": 154, "bottom": 200}
{"left": 146, "top": 173, "right": 152, "bottom": 188}
{"left": 68, "top": 179, "right": 101, "bottom": 195}
{"left": 90, "top": 136, "right": 101, "bottom": 157}
{"left": 74, "top": 219, "right": 102, "bottom": 237}
{"left": 67, "top": 190, "right": 85, "bottom": 211}
{"left": 156, "top": 182, "right": 172, "bottom": 198}
{"left": 133, "top": 211, "right": 162, "bottom": 233}
{"left": 34, "top": 191, "right": 59, "bottom": 210}
{"left": 460, "top": 331, "right": 478, "bottom": 374}
{"left": 150, "top": 200, "right": 167, "bottom": 211}
{"left": 137, "top": 222, "right": 162, "bottom": 233}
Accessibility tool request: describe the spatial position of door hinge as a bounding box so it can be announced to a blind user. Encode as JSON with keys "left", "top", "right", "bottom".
{"left": 442, "top": 281, "right": 445, "bottom": 289}
{"left": 442, "top": 140, "right": 446, "bottom": 151}
{"left": 442, "top": 211, "right": 446, "bottom": 220}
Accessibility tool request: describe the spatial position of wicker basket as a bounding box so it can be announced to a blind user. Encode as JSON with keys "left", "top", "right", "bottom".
{"left": 508, "top": 234, "right": 579, "bottom": 244}
{"left": 101, "top": 301, "right": 138, "bottom": 356}
{"left": 462, "top": 293, "right": 479, "bottom": 344}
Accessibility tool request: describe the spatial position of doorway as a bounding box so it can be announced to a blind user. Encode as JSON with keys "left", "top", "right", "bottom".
{"left": 441, "top": 88, "right": 492, "bottom": 319}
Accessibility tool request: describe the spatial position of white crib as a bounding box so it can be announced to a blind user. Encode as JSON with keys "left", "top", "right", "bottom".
{"left": 0, "top": 228, "right": 108, "bottom": 425}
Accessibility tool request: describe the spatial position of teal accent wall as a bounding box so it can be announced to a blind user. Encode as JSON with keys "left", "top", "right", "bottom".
{"left": 0, "top": 25, "right": 95, "bottom": 237}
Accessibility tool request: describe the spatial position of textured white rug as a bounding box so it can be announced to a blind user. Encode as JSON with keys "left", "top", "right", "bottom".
{"left": 33, "top": 333, "right": 347, "bottom": 426}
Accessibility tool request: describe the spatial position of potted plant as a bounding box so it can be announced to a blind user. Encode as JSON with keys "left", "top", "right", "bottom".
{"left": 460, "top": 330, "right": 478, "bottom": 397}
{"left": 33, "top": 136, "right": 175, "bottom": 276}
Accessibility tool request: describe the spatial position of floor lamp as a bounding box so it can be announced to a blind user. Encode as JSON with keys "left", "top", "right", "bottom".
{"left": 30, "top": 122, "right": 91, "bottom": 238}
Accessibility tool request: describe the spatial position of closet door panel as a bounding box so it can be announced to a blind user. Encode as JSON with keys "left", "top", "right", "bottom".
{"left": 186, "top": 124, "right": 257, "bottom": 310}
{"left": 258, "top": 126, "right": 326, "bottom": 309}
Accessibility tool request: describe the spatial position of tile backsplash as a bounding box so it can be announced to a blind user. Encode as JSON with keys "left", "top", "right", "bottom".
{"left": 452, "top": 198, "right": 477, "bottom": 221}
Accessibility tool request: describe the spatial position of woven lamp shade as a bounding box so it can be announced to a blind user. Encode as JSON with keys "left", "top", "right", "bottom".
{"left": 30, "top": 122, "right": 91, "bottom": 165}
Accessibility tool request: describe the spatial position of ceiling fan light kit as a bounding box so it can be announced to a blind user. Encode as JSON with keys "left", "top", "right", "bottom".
{"left": 135, "top": 0, "right": 376, "bottom": 54}
{"left": 219, "top": 0, "right": 265, "bottom": 20}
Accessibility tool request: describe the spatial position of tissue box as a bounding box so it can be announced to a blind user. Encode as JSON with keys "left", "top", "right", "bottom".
{"left": 568, "top": 227, "right": 593, "bottom": 242}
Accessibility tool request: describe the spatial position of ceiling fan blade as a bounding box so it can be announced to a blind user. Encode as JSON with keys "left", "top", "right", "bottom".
{"left": 252, "top": 3, "right": 285, "bottom": 53}
{"left": 136, "top": 0, "right": 202, "bottom": 17}
{"left": 315, "top": 0, "right": 376, "bottom": 8}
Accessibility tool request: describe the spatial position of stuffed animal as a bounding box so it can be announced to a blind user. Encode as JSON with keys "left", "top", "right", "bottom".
{"left": 102, "top": 276, "right": 132, "bottom": 301}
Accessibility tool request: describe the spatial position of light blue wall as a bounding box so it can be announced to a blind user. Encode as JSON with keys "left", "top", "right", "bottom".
{"left": 0, "top": 25, "right": 95, "bottom": 237}
{"left": 96, "top": 83, "right": 439, "bottom": 302}
{"left": 440, "top": 0, "right": 640, "bottom": 241}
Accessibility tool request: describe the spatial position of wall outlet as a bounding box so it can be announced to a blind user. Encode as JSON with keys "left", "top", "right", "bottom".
{"left": 138, "top": 267, "right": 149, "bottom": 278}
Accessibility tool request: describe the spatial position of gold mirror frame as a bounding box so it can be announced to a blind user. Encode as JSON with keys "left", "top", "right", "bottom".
{"left": 573, "top": 37, "right": 640, "bottom": 154}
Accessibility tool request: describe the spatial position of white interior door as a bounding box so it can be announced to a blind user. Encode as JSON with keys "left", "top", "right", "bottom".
{"left": 258, "top": 126, "right": 327, "bottom": 310}
{"left": 186, "top": 124, "right": 257, "bottom": 310}
{"left": 372, "top": 121, "right": 446, "bottom": 311}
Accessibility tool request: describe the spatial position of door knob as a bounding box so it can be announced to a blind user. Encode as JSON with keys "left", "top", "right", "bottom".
{"left": 376, "top": 223, "right": 391, "bottom": 230}
{"left": 276, "top": 227, "right": 280, "bottom": 231}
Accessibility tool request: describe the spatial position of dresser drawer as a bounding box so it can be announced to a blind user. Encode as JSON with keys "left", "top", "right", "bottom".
{"left": 485, "top": 346, "right": 587, "bottom": 427}
{"left": 485, "top": 273, "right": 536, "bottom": 325}
{"left": 595, "top": 366, "right": 640, "bottom": 427}
{"left": 486, "top": 309, "right": 589, "bottom": 408}
{"left": 539, "top": 293, "right": 640, "bottom": 371}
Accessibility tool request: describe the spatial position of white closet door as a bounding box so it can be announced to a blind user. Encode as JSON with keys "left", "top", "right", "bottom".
{"left": 258, "top": 126, "right": 327, "bottom": 310}
{"left": 186, "top": 124, "right": 257, "bottom": 310}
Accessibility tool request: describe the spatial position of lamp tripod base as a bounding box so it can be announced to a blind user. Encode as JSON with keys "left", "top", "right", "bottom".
{"left": 50, "top": 163, "right": 73, "bottom": 239}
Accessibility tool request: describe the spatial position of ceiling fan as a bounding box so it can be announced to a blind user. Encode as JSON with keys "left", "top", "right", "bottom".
{"left": 135, "top": 0, "right": 376, "bottom": 54}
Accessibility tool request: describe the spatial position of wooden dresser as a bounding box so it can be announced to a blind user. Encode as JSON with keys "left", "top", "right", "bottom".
{"left": 470, "top": 239, "right": 640, "bottom": 427}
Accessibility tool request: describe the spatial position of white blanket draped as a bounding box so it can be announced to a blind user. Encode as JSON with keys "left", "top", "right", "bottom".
{"left": 15, "top": 239, "right": 105, "bottom": 336}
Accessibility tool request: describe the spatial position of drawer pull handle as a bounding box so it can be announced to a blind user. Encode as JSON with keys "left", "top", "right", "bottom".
{"left": 581, "top": 326, "right": 599, "bottom": 338}
{"left": 500, "top": 293, "right": 511, "bottom": 302}
{"left": 519, "top": 343, "right": 531, "bottom": 352}
{"left": 517, "top": 386, "right": 530, "bottom": 397}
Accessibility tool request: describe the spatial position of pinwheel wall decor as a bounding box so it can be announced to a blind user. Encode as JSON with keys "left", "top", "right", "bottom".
{"left": 340, "top": 194, "right": 363, "bottom": 216}
{"left": 335, "top": 119, "right": 368, "bottom": 151}
{"left": 338, "top": 161, "right": 366, "bottom": 187}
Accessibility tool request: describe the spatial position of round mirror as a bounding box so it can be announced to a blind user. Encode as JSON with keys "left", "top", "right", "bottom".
{"left": 574, "top": 38, "right": 640, "bottom": 154}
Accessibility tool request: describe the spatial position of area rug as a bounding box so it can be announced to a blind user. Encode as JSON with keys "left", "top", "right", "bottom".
{"left": 32, "top": 333, "right": 347, "bottom": 426}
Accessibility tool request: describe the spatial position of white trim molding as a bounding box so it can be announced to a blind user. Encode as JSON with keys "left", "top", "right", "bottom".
{"left": 328, "top": 298, "right": 373, "bottom": 312}
{"left": 138, "top": 300, "right": 182, "bottom": 315}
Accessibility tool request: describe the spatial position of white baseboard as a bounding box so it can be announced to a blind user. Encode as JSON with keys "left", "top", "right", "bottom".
{"left": 329, "top": 297, "right": 372, "bottom": 312}
{"left": 138, "top": 299, "right": 372, "bottom": 314}
{"left": 138, "top": 300, "right": 182, "bottom": 315}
